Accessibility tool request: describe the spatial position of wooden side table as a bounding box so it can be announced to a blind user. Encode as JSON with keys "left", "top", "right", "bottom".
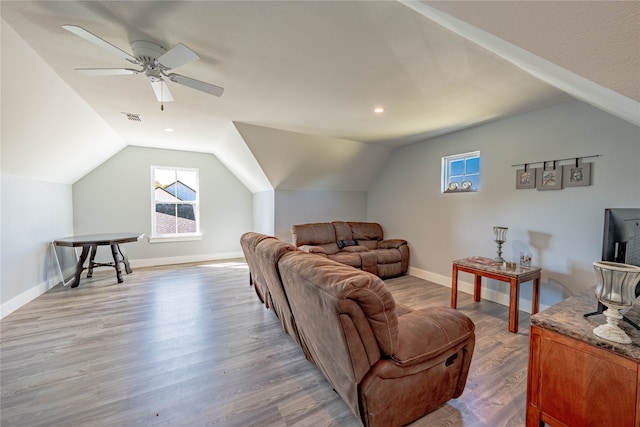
{"left": 451, "top": 257, "right": 541, "bottom": 333}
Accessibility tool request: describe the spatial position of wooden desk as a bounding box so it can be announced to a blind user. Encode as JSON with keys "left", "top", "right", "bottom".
{"left": 527, "top": 288, "right": 640, "bottom": 427}
{"left": 54, "top": 233, "right": 143, "bottom": 288}
{"left": 451, "top": 257, "right": 541, "bottom": 333}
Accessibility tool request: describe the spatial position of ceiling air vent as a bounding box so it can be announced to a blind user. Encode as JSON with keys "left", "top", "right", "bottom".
{"left": 122, "top": 112, "right": 142, "bottom": 122}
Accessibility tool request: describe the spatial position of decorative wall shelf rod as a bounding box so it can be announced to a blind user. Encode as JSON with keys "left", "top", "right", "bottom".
{"left": 511, "top": 154, "right": 601, "bottom": 168}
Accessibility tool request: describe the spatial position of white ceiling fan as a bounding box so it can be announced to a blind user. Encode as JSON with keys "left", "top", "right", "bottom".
{"left": 62, "top": 25, "right": 224, "bottom": 106}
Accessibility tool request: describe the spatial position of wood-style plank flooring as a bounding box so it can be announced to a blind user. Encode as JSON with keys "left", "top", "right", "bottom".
{"left": 1, "top": 259, "right": 532, "bottom": 426}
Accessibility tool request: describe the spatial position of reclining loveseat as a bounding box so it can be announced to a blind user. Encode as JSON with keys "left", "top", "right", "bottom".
{"left": 291, "top": 221, "right": 409, "bottom": 278}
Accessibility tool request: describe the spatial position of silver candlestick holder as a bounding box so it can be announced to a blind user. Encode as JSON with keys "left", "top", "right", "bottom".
{"left": 493, "top": 226, "right": 508, "bottom": 262}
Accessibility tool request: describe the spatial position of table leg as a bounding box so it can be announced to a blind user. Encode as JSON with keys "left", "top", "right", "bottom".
{"left": 473, "top": 275, "right": 482, "bottom": 302}
{"left": 71, "top": 246, "right": 91, "bottom": 288}
{"left": 451, "top": 264, "right": 459, "bottom": 308}
{"left": 532, "top": 275, "right": 540, "bottom": 315}
{"left": 110, "top": 244, "right": 124, "bottom": 283}
{"left": 509, "top": 278, "right": 520, "bottom": 333}
{"left": 117, "top": 244, "right": 133, "bottom": 274}
{"left": 87, "top": 245, "right": 98, "bottom": 278}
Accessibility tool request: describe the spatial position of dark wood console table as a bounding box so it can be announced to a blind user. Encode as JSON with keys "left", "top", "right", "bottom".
{"left": 526, "top": 288, "right": 640, "bottom": 426}
{"left": 53, "top": 233, "right": 143, "bottom": 288}
{"left": 452, "top": 256, "right": 541, "bottom": 333}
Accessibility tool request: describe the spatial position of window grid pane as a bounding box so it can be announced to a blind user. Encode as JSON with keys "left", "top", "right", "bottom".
{"left": 152, "top": 167, "right": 199, "bottom": 236}
{"left": 442, "top": 152, "right": 480, "bottom": 193}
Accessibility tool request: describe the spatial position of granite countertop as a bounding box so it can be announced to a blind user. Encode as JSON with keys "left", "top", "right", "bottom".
{"left": 531, "top": 287, "right": 640, "bottom": 361}
{"left": 454, "top": 256, "right": 541, "bottom": 277}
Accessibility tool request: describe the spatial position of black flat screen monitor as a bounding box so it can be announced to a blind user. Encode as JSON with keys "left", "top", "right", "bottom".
{"left": 602, "top": 208, "right": 640, "bottom": 267}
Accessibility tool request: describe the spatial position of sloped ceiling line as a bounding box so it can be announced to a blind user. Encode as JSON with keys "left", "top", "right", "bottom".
{"left": 399, "top": 1, "right": 640, "bottom": 127}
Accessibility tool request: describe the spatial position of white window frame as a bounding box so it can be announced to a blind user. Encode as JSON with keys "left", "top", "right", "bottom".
{"left": 442, "top": 151, "right": 480, "bottom": 193}
{"left": 150, "top": 166, "right": 202, "bottom": 243}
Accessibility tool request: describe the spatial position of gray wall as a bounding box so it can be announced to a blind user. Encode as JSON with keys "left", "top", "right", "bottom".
{"left": 1, "top": 175, "right": 73, "bottom": 310}
{"left": 253, "top": 190, "right": 275, "bottom": 235}
{"left": 73, "top": 146, "right": 253, "bottom": 266}
{"left": 274, "top": 190, "right": 368, "bottom": 242}
{"left": 368, "top": 100, "right": 640, "bottom": 310}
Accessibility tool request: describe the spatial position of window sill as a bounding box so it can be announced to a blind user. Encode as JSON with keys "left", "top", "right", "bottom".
{"left": 149, "top": 234, "right": 202, "bottom": 243}
{"left": 443, "top": 188, "right": 479, "bottom": 194}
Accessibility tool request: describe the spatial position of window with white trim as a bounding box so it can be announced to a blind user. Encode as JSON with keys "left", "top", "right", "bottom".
{"left": 442, "top": 151, "right": 480, "bottom": 193}
{"left": 151, "top": 166, "right": 200, "bottom": 239}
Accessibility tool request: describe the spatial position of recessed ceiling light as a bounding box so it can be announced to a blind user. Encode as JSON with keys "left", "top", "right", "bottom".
{"left": 164, "top": 128, "right": 174, "bottom": 132}
{"left": 374, "top": 107, "right": 385, "bottom": 114}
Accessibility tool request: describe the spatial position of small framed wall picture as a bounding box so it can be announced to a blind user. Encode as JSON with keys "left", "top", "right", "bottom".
{"left": 515, "top": 167, "right": 536, "bottom": 189}
{"left": 536, "top": 163, "right": 562, "bottom": 190}
{"left": 562, "top": 162, "right": 591, "bottom": 187}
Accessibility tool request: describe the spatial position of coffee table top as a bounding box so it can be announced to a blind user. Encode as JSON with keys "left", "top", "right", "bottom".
{"left": 454, "top": 256, "right": 541, "bottom": 278}
{"left": 54, "top": 233, "right": 144, "bottom": 247}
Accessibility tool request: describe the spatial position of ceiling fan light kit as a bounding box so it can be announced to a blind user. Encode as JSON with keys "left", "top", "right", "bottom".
{"left": 62, "top": 25, "right": 224, "bottom": 106}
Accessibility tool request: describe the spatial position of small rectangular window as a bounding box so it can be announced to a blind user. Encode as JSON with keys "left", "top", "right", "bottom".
{"left": 442, "top": 151, "right": 480, "bottom": 193}
{"left": 151, "top": 166, "right": 200, "bottom": 238}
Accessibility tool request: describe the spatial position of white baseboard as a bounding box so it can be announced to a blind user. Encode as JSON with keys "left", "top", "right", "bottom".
{"left": 130, "top": 252, "right": 244, "bottom": 268}
{"left": 1, "top": 278, "right": 59, "bottom": 319}
{"left": 409, "top": 266, "right": 517, "bottom": 312}
{"left": 1, "top": 252, "right": 245, "bottom": 319}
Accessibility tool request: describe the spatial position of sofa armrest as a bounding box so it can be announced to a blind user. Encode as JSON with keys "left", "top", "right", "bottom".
{"left": 378, "top": 239, "right": 407, "bottom": 249}
{"left": 391, "top": 306, "right": 474, "bottom": 367}
{"left": 298, "top": 245, "right": 327, "bottom": 256}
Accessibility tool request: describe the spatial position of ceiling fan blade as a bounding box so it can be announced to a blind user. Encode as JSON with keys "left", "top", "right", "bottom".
{"left": 167, "top": 73, "right": 224, "bottom": 97}
{"left": 62, "top": 25, "right": 140, "bottom": 65}
{"left": 157, "top": 43, "right": 199, "bottom": 70}
{"left": 150, "top": 79, "right": 174, "bottom": 103}
{"left": 75, "top": 68, "right": 139, "bottom": 76}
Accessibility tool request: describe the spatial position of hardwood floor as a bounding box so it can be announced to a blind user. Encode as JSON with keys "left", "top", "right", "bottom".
{"left": 1, "top": 260, "right": 531, "bottom": 426}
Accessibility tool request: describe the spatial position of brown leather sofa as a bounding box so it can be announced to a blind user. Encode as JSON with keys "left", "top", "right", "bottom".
{"left": 241, "top": 232, "right": 476, "bottom": 427}
{"left": 239, "top": 231, "right": 276, "bottom": 307}
{"left": 291, "top": 221, "right": 410, "bottom": 278}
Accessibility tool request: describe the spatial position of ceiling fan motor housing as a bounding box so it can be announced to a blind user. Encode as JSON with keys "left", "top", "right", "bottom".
{"left": 131, "top": 40, "right": 166, "bottom": 67}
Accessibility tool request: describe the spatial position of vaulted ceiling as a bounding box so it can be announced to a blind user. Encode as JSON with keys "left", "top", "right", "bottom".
{"left": 1, "top": 1, "right": 638, "bottom": 190}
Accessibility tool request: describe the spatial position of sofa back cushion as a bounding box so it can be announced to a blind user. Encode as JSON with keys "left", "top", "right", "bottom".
{"left": 332, "top": 221, "right": 353, "bottom": 241}
{"left": 348, "top": 222, "right": 384, "bottom": 250}
{"left": 291, "top": 222, "right": 339, "bottom": 254}
{"left": 255, "top": 238, "right": 300, "bottom": 341}
{"left": 278, "top": 251, "right": 398, "bottom": 416}
{"left": 240, "top": 232, "right": 276, "bottom": 304}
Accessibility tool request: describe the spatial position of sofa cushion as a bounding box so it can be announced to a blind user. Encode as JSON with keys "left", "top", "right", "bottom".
{"left": 279, "top": 252, "right": 399, "bottom": 356}
{"left": 292, "top": 222, "right": 335, "bottom": 246}
{"left": 349, "top": 222, "right": 384, "bottom": 241}
{"left": 333, "top": 221, "right": 353, "bottom": 241}
{"left": 341, "top": 245, "right": 368, "bottom": 253}
{"left": 328, "top": 252, "right": 362, "bottom": 268}
{"left": 393, "top": 307, "right": 475, "bottom": 366}
{"left": 240, "top": 232, "right": 277, "bottom": 306}
{"left": 255, "top": 238, "right": 299, "bottom": 339}
{"left": 378, "top": 239, "right": 407, "bottom": 249}
{"left": 292, "top": 222, "right": 340, "bottom": 255}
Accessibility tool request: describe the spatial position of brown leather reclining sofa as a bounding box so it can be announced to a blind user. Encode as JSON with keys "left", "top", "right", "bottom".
{"left": 240, "top": 231, "right": 476, "bottom": 427}
{"left": 291, "top": 221, "right": 410, "bottom": 278}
